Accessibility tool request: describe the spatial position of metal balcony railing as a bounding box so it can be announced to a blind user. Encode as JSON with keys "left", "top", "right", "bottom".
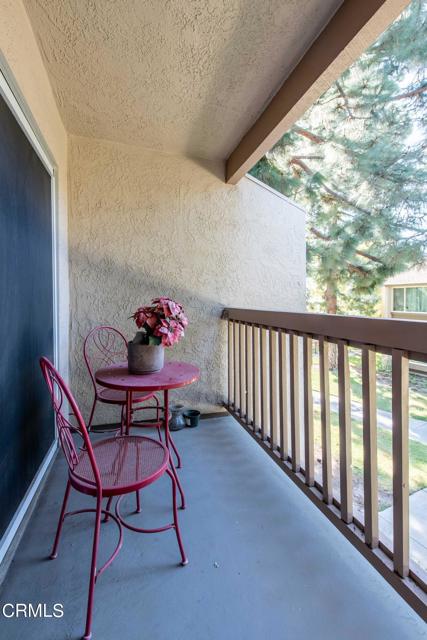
{"left": 222, "top": 308, "right": 427, "bottom": 621}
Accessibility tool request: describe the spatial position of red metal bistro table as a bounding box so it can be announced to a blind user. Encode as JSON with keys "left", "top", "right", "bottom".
{"left": 95, "top": 361, "right": 200, "bottom": 509}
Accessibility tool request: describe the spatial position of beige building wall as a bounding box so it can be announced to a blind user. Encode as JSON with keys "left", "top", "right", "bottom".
{"left": 0, "top": 0, "right": 69, "bottom": 377}
{"left": 382, "top": 264, "right": 427, "bottom": 319}
{"left": 68, "top": 136, "right": 306, "bottom": 422}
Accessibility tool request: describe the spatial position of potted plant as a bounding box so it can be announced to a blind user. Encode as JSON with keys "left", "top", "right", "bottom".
{"left": 128, "top": 297, "right": 188, "bottom": 374}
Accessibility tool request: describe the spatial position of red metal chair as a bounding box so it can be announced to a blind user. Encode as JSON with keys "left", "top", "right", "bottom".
{"left": 40, "top": 357, "right": 187, "bottom": 640}
{"left": 83, "top": 326, "right": 181, "bottom": 468}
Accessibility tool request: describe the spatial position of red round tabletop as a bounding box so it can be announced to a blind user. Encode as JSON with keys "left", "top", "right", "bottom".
{"left": 95, "top": 360, "right": 200, "bottom": 393}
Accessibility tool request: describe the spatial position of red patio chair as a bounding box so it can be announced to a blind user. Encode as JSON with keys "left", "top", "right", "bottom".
{"left": 83, "top": 325, "right": 181, "bottom": 468}
{"left": 40, "top": 357, "right": 187, "bottom": 640}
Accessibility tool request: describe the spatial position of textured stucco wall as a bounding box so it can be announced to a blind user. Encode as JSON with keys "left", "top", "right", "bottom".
{"left": 0, "top": 0, "right": 69, "bottom": 378}
{"left": 69, "top": 135, "right": 306, "bottom": 422}
{"left": 24, "top": 0, "right": 341, "bottom": 160}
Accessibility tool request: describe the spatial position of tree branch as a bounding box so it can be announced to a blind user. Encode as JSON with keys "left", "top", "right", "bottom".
{"left": 292, "top": 125, "right": 325, "bottom": 144}
{"left": 336, "top": 81, "right": 354, "bottom": 118}
{"left": 290, "top": 158, "right": 373, "bottom": 217}
{"left": 347, "top": 263, "right": 369, "bottom": 276}
{"left": 310, "top": 227, "right": 331, "bottom": 241}
{"left": 310, "top": 227, "right": 385, "bottom": 265}
{"left": 383, "top": 82, "right": 427, "bottom": 102}
{"left": 353, "top": 249, "right": 384, "bottom": 264}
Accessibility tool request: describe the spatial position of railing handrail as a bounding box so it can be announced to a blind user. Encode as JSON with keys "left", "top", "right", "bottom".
{"left": 222, "top": 308, "right": 427, "bottom": 359}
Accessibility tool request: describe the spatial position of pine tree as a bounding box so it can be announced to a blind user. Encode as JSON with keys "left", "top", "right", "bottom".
{"left": 250, "top": 0, "right": 427, "bottom": 316}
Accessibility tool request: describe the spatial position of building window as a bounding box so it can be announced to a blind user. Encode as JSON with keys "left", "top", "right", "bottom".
{"left": 392, "top": 286, "right": 427, "bottom": 313}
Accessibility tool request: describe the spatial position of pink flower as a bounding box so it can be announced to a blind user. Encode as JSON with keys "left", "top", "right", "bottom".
{"left": 131, "top": 297, "right": 188, "bottom": 347}
{"left": 132, "top": 307, "right": 147, "bottom": 329}
{"left": 144, "top": 311, "right": 158, "bottom": 329}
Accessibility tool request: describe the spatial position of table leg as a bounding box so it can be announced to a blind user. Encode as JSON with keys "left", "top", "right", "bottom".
{"left": 126, "top": 390, "right": 132, "bottom": 435}
{"left": 164, "top": 389, "right": 185, "bottom": 509}
{"left": 126, "top": 390, "right": 141, "bottom": 512}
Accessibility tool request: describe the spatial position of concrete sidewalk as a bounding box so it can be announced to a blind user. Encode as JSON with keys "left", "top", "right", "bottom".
{"left": 379, "top": 488, "right": 427, "bottom": 576}
{"left": 313, "top": 391, "right": 427, "bottom": 445}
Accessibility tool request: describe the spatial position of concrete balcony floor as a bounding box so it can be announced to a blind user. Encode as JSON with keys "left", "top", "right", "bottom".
{"left": 0, "top": 415, "right": 425, "bottom": 640}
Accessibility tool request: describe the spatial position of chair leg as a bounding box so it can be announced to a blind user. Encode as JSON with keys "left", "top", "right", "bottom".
{"left": 120, "top": 405, "right": 125, "bottom": 436}
{"left": 87, "top": 398, "right": 98, "bottom": 432}
{"left": 103, "top": 496, "right": 113, "bottom": 523}
{"left": 83, "top": 495, "right": 102, "bottom": 640}
{"left": 167, "top": 469, "right": 188, "bottom": 566}
{"left": 169, "top": 456, "right": 185, "bottom": 509}
{"left": 135, "top": 490, "right": 141, "bottom": 514}
{"left": 169, "top": 434, "right": 182, "bottom": 469}
{"left": 50, "top": 481, "right": 71, "bottom": 559}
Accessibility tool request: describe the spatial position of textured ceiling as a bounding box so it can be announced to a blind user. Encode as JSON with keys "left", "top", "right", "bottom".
{"left": 24, "top": 0, "right": 342, "bottom": 160}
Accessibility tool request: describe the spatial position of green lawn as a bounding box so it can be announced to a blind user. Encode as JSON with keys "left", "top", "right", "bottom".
{"left": 313, "top": 409, "right": 427, "bottom": 511}
{"left": 310, "top": 351, "right": 427, "bottom": 510}
{"left": 311, "top": 352, "right": 427, "bottom": 422}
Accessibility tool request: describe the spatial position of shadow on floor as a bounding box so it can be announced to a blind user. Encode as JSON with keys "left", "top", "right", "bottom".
{"left": 0, "top": 417, "right": 425, "bottom": 640}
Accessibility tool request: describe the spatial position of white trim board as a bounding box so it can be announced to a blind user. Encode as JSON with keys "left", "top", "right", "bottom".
{"left": 0, "top": 71, "right": 53, "bottom": 176}
{"left": 0, "top": 442, "right": 57, "bottom": 566}
{"left": 244, "top": 173, "right": 306, "bottom": 214}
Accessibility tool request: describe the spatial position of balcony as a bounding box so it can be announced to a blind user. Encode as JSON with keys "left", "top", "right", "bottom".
{"left": 1, "top": 413, "right": 425, "bottom": 639}
{"left": 1, "top": 1, "right": 426, "bottom": 638}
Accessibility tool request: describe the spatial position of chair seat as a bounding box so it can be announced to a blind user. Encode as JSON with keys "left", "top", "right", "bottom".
{"left": 98, "top": 387, "right": 154, "bottom": 405}
{"left": 72, "top": 436, "right": 169, "bottom": 496}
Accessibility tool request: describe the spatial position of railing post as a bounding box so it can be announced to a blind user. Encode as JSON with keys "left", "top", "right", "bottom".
{"left": 260, "top": 327, "right": 268, "bottom": 441}
{"left": 303, "top": 335, "right": 314, "bottom": 486}
{"left": 278, "top": 330, "right": 288, "bottom": 461}
{"left": 362, "top": 346, "right": 378, "bottom": 548}
{"left": 269, "top": 329, "right": 278, "bottom": 451}
{"left": 233, "top": 321, "right": 239, "bottom": 413}
{"left": 252, "top": 325, "right": 260, "bottom": 433}
{"left": 319, "top": 337, "right": 332, "bottom": 504}
{"left": 245, "top": 323, "right": 252, "bottom": 426}
{"left": 228, "top": 320, "right": 233, "bottom": 408}
{"left": 392, "top": 349, "right": 409, "bottom": 577}
{"left": 337, "top": 341, "right": 352, "bottom": 523}
{"left": 240, "top": 323, "right": 246, "bottom": 419}
{"left": 289, "top": 332, "right": 300, "bottom": 472}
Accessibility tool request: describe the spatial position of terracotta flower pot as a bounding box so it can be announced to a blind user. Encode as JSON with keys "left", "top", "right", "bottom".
{"left": 128, "top": 337, "right": 164, "bottom": 374}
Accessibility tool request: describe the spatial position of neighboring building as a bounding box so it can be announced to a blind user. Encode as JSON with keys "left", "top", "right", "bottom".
{"left": 383, "top": 264, "right": 427, "bottom": 373}
{"left": 382, "top": 264, "right": 427, "bottom": 319}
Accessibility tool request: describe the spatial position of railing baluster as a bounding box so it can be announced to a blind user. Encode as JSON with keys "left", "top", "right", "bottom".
{"left": 240, "top": 323, "right": 246, "bottom": 419}
{"left": 260, "top": 326, "right": 268, "bottom": 441}
{"left": 289, "top": 332, "right": 300, "bottom": 472}
{"left": 319, "top": 337, "right": 332, "bottom": 503}
{"left": 362, "top": 345, "right": 378, "bottom": 547}
{"left": 279, "top": 330, "right": 288, "bottom": 460}
{"left": 233, "top": 321, "right": 239, "bottom": 413}
{"left": 338, "top": 340, "right": 352, "bottom": 523}
{"left": 252, "top": 325, "right": 259, "bottom": 433}
{"left": 245, "top": 323, "right": 251, "bottom": 426}
{"left": 269, "top": 329, "right": 278, "bottom": 451}
{"left": 228, "top": 320, "right": 233, "bottom": 408}
{"left": 303, "top": 335, "right": 314, "bottom": 486}
{"left": 392, "top": 349, "right": 410, "bottom": 578}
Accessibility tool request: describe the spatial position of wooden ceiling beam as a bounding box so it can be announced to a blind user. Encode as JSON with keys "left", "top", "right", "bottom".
{"left": 226, "top": 0, "right": 410, "bottom": 184}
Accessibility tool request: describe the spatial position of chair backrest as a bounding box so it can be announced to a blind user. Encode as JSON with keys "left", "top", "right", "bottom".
{"left": 40, "top": 357, "right": 101, "bottom": 489}
{"left": 83, "top": 326, "right": 128, "bottom": 394}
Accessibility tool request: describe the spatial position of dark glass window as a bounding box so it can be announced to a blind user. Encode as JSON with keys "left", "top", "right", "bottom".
{"left": 392, "top": 286, "right": 427, "bottom": 312}
{"left": 406, "top": 287, "right": 427, "bottom": 312}
{"left": 392, "top": 287, "right": 405, "bottom": 311}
